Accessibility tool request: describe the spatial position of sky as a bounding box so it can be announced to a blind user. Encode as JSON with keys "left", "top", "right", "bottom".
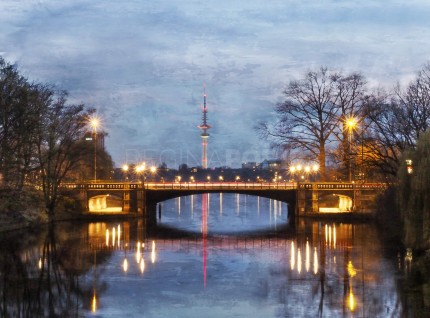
{"left": 1, "top": 0, "right": 430, "bottom": 168}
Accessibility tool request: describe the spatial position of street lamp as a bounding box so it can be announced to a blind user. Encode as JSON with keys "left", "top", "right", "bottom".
{"left": 122, "top": 164, "right": 129, "bottom": 181}
{"left": 135, "top": 163, "right": 146, "bottom": 182}
{"left": 90, "top": 117, "right": 100, "bottom": 182}
{"left": 136, "top": 163, "right": 157, "bottom": 186}
{"left": 289, "top": 163, "right": 319, "bottom": 181}
{"left": 346, "top": 116, "right": 357, "bottom": 182}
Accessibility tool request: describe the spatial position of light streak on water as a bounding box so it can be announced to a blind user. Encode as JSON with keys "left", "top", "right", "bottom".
{"left": 306, "top": 240, "right": 310, "bottom": 272}
{"left": 314, "top": 247, "right": 319, "bottom": 274}
{"left": 297, "top": 248, "right": 302, "bottom": 274}
{"left": 290, "top": 241, "right": 295, "bottom": 270}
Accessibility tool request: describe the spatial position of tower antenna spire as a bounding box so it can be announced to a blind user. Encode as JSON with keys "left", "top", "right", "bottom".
{"left": 197, "top": 85, "right": 211, "bottom": 169}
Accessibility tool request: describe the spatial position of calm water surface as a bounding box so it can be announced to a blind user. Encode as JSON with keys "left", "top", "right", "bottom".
{"left": 0, "top": 193, "right": 427, "bottom": 317}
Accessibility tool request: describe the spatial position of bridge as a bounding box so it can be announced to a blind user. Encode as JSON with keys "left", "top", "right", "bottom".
{"left": 61, "top": 181, "right": 384, "bottom": 221}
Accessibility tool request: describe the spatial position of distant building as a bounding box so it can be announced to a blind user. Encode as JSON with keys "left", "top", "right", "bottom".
{"left": 242, "top": 162, "right": 257, "bottom": 169}
{"left": 84, "top": 131, "right": 106, "bottom": 150}
{"left": 259, "top": 159, "right": 282, "bottom": 170}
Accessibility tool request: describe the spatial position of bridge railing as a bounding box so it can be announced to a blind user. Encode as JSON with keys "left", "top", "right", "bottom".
{"left": 59, "top": 181, "right": 385, "bottom": 191}
{"left": 297, "top": 182, "right": 386, "bottom": 190}
{"left": 145, "top": 182, "right": 297, "bottom": 190}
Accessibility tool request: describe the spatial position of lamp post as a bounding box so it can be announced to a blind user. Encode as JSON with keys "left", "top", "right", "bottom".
{"left": 346, "top": 117, "right": 357, "bottom": 183}
{"left": 90, "top": 117, "right": 99, "bottom": 182}
{"left": 122, "top": 164, "right": 129, "bottom": 181}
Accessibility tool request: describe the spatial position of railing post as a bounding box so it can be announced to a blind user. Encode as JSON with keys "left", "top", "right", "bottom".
{"left": 136, "top": 183, "right": 145, "bottom": 215}
{"left": 297, "top": 183, "right": 306, "bottom": 216}
{"left": 311, "top": 183, "right": 319, "bottom": 213}
{"left": 80, "top": 185, "right": 89, "bottom": 212}
{"left": 123, "top": 183, "right": 130, "bottom": 213}
{"left": 353, "top": 183, "right": 361, "bottom": 212}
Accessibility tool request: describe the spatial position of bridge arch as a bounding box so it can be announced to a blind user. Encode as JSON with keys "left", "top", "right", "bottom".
{"left": 318, "top": 193, "right": 353, "bottom": 212}
{"left": 88, "top": 194, "right": 123, "bottom": 212}
{"left": 145, "top": 189, "right": 297, "bottom": 206}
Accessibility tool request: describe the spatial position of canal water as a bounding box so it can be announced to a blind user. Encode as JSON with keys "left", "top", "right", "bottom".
{"left": 0, "top": 193, "right": 428, "bottom": 317}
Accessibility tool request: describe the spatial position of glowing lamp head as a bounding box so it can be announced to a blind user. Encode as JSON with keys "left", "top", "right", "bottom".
{"left": 135, "top": 163, "right": 146, "bottom": 173}
{"left": 89, "top": 116, "right": 100, "bottom": 132}
{"left": 346, "top": 116, "right": 357, "bottom": 130}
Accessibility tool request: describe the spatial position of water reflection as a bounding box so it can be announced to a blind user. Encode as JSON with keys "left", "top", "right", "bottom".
{"left": 0, "top": 195, "right": 428, "bottom": 317}
{"left": 159, "top": 193, "right": 289, "bottom": 234}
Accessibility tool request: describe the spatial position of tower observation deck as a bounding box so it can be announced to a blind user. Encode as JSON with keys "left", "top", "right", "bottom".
{"left": 197, "top": 88, "right": 211, "bottom": 169}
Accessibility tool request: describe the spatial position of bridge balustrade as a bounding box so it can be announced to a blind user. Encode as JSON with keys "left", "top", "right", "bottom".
{"left": 145, "top": 182, "right": 297, "bottom": 190}
{"left": 60, "top": 181, "right": 383, "bottom": 216}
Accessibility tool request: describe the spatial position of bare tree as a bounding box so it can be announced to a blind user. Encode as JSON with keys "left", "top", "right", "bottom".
{"left": 394, "top": 63, "right": 430, "bottom": 145}
{"left": 34, "top": 90, "right": 94, "bottom": 217}
{"left": 331, "top": 72, "right": 367, "bottom": 179}
{"left": 364, "top": 91, "right": 404, "bottom": 179}
{"left": 365, "top": 63, "right": 430, "bottom": 179}
{"left": 0, "top": 58, "right": 31, "bottom": 189}
{"left": 259, "top": 67, "right": 341, "bottom": 180}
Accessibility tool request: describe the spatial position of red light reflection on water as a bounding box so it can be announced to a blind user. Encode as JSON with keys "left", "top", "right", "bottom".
{"left": 202, "top": 193, "right": 208, "bottom": 288}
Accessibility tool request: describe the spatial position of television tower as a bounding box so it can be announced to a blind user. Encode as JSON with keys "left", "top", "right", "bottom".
{"left": 197, "top": 87, "right": 211, "bottom": 169}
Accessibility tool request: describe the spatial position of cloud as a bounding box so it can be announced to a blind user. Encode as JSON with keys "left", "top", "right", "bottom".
{"left": 1, "top": 0, "right": 430, "bottom": 167}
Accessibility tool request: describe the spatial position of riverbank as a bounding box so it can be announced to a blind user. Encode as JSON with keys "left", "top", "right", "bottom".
{"left": 0, "top": 188, "right": 46, "bottom": 233}
{"left": 0, "top": 188, "right": 85, "bottom": 233}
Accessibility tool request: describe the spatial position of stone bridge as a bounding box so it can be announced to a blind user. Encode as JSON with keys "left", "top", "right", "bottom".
{"left": 60, "top": 181, "right": 384, "bottom": 220}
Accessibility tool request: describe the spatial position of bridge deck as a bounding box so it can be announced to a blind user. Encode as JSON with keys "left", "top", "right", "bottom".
{"left": 61, "top": 181, "right": 385, "bottom": 191}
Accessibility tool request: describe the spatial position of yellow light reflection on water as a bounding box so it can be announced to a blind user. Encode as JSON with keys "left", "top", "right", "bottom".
{"left": 305, "top": 240, "right": 310, "bottom": 272}
{"left": 290, "top": 241, "right": 295, "bottom": 270}
{"left": 347, "top": 261, "right": 357, "bottom": 312}
{"left": 112, "top": 227, "right": 116, "bottom": 246}
{"left": 313, "top": 247, "right": 318, "bottom": 274}
{"left": 117, "top": 225, "right": 121, "bottom": 247}
{"left": 123, "top": 257, "right": 128, "bottom": 272}
{"left": 140, "top": 258, "right": 145, "bottom": 273}
{"left": 136, "top": 241, "right": 141, "bottom": 264}
{"left": 348, "top": 288, "right": 356, "bottom": 312}
{"left": 106, "top": 229, "right": 109, "bottom": 246}
{"left": 347, "top": 261, "right": 357, "bottom": 278}
{"left": 297, "top": 248, "right": 302, "bottom": 274}
{"left": 333, "top": 225, "right": 336, "bottom": 248}
{"left": 151, "top": 240, "right": 156, "bottom": 264}
{"left": 325, "top": 224, "right": 328, "bottom": 245}
{"left": 91, "top": 292, "right": 97, "bottom": 313}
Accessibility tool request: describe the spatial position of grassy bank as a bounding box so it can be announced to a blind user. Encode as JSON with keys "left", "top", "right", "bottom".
{"left": 0, "top": 188, "right": 84, "bottom": 233}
